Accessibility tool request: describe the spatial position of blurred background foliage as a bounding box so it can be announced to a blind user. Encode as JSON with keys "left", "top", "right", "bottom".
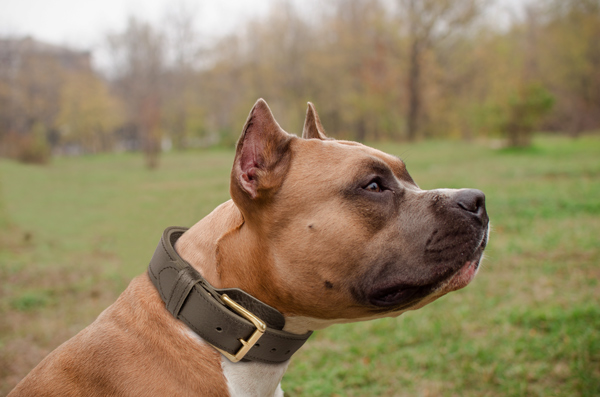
{"left": 0, "top": 0, "right": 599, "bottom": 167}
{"left": 1, "top": 0, "right": 600, "bottom": 394}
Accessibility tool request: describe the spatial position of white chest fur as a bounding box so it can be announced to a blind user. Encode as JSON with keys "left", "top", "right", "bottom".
{"left": 221, "top": 357, "right": 289, "bottom": 397}
{"left": 181, "top": 327, "right": 288, "bottom": 396}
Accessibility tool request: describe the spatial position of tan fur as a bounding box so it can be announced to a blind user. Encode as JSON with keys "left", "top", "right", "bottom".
{"left": 9, "top": 100, "right": 487, "bottom": 395}
{"left": 9, "top": 275, "right": 229, "bottom": 396}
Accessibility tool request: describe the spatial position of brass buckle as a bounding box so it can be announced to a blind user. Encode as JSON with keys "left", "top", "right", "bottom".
{"left": 215, "top": 294, "right": 267, "bottom": 363}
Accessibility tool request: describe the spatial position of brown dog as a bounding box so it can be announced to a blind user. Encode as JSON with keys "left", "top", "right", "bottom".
{"left": 9, "top": 99, "right": 489, "bottom": 396}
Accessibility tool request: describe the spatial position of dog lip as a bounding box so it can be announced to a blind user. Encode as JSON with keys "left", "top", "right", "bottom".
{"left": 367, "top": 226, "right": 489, "bottom": 309}
{"left": 368, "top": 246, "right": 485, "bottom": 309}
{"left": 368, "top": 282, "right": 436, "bottom": 307}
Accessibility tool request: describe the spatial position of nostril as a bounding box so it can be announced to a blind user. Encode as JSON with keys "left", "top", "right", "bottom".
{"left": 456, "top": 189, "right": 486, "bottom": 214}
{"left": 458, "top": 200, "right": 474, "bottom": 212}
{"left": 458, "top": 198, "right": 480, "bottom": 213}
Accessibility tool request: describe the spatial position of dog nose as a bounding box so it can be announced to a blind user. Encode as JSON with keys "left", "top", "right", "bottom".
{"left": 455, "top": 189, "right": 486, "bottom": 218}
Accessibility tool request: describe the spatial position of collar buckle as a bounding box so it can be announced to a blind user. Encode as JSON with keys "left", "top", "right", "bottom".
{"left": 214, "top": 294, "right": 267, "bottom": 362}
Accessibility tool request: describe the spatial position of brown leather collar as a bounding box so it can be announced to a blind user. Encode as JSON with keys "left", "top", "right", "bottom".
{"left": 148, "top": 227, "right": 312, "bottom": 364}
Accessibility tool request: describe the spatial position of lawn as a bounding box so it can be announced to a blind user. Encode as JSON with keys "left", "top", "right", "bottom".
{"left": 1, "top": 135, "right": 599, "bottom": 396}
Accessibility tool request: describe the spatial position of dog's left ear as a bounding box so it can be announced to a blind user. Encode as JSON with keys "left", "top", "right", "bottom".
{"left": 302, "top": 102, "right": 329, "bottom": 140}
{"left": 231, "top": 99, "right": 293, "bottom": 207}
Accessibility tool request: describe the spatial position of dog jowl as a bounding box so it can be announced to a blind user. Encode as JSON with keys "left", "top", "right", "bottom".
{"left": 9, "top": 99, "right": 489, "bottom": 396}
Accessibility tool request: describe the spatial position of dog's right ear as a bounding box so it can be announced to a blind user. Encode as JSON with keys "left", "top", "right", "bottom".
{"left": 231, "top": 99, "right": 293, "bottom": 210}
{"left": 302, "top": 102, "right": 329, "bottom": 140}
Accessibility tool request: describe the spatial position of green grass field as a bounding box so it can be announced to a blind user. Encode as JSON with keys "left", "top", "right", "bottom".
{"left": 1, "top": 136, "right": 599, "bottom": 396}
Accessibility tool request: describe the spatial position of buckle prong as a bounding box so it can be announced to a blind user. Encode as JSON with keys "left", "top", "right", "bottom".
{"left": 214, "top": 294, "right": 267, "bottom": 362}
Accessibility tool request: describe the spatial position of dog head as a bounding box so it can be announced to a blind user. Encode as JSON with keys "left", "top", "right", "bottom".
{"left": 226, "top": 99, "right": 489, "bottom": 324}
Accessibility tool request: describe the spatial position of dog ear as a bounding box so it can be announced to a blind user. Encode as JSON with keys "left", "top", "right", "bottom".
{"left": 231, "top": 99, "right": 293, "bottom": 205}
{"left": 302, "top": 102, "right": 329, "bottom": 140}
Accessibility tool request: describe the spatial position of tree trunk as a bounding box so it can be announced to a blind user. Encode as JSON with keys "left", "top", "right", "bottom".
{"left": 140, "top": 95, "right": 161, "bottom": 169}
{"left": 407, "top": 39, "right": 421, "bottom": 141}
{"left": 355, "top": 118, "right": 367, "bottom": 142}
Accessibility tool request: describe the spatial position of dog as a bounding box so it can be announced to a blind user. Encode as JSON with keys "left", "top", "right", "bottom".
{"left": 9, "top": 99, "right": 489, "bottom": 396}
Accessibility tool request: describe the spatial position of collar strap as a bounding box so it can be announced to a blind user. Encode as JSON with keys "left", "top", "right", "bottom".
{"left": 148, "top": 227, "right": 312, "bottom": 364}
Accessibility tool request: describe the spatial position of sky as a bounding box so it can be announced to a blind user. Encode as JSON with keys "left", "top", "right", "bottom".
{"left": 0, "top": 0, "right": 273, "bottom": 47}
{"left": 1, "top": 0, "right": 523, "bottom": 67}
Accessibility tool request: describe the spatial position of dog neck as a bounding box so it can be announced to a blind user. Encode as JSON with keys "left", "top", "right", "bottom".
{"left": 176, "top": 200, "right": 291, "bottom": 318}
{"left": 174, "top": 200, "right": 294, "bottom": 396}
{"left": 174, "top": 200, "right": 240, "bottom": 288}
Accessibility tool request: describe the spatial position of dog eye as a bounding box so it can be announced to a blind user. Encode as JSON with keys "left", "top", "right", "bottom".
{"left": 364, "top": 181, "right": 382, "bottom": 193}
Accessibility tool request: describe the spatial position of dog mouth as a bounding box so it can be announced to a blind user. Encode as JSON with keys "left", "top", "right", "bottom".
{"left": 368, "top": 282, "right": 438, "bottom": 307}
{"left": 367, "top": 235, "right": 487, "bottom": 309}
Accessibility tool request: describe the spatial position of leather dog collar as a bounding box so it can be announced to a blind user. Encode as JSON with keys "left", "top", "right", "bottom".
{"left": 148, "top": 227, "right": 312, "bottom": 364}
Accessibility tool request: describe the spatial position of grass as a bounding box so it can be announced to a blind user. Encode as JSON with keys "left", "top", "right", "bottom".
{"left": 1, "top": 135, "right": 599, "bottom": 396}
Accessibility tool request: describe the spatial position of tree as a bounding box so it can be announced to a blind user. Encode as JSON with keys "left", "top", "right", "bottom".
{"left": 0, "top": 176, "right": 7, "bottom": 230}
{"left": 325, "top": 0, "right": 401, "bottom": 141}
{"left": 56, "top": 71, "right": 123, "bottom": 153}
{"left": 0, "top": 46, "right": 64, "bottom": 162}
{"left": 538, "top": 0, "right": 600, "bottom": 135}
{"left": 108, "top": 18, "right": 166, "bottom": 168}
{"left": 162, "top": 3, "right": 205, "bottom": 150}
{"left": 503, "top": 82, "right": 555, "bottom": 147}
{"left": 397, "top": 0, "right": 487, "bottom": 140}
